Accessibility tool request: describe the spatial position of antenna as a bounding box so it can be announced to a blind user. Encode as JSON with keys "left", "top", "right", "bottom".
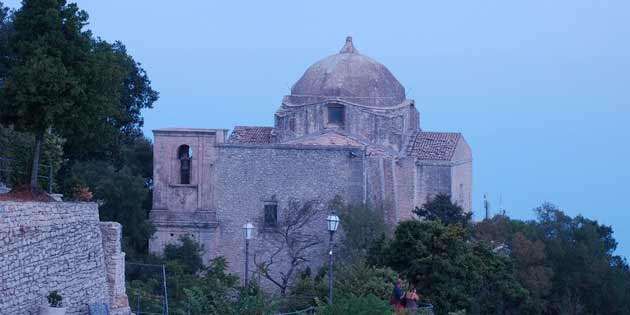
{"left": 483, "top": 193, "right": 490, "bottom": 220}
{"left": 499, "top": 194, "right": 506, "bottom": 217}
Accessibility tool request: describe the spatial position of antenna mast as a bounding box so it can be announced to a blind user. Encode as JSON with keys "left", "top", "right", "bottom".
{"left": 483, "top": 193, "right": 490, "bottom": 220}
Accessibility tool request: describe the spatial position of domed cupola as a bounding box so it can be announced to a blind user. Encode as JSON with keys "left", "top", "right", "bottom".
{"left": 287, "top": 37, "right": 406, "bottom": 108}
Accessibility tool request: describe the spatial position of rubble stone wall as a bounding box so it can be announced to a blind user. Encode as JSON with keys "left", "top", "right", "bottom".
{"left": 0, "top": 201, "right": 130, "bottom": 315}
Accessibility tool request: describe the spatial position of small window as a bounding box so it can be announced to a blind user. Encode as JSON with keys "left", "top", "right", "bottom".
{"left": 178, "top": 145, "right": 192, "bottom": 184}
{"left": 328, "top": 105, "right": 345, "bottom": 126}
{"left": 264, "top": 203, "right": 278, "bottom": 227}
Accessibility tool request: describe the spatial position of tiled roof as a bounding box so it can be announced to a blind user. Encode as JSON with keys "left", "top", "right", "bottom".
{"left": 407, "top": 131, "right": 461, "bottom": 160}
{"left": 228, "top": 126, "right": 273, "bottom": 144}
{"left": 285, "top": 132, "right": 364, "bottom": 147}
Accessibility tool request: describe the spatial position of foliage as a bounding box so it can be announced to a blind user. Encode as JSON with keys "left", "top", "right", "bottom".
{"left": 315, "top": 294, "right": 392, "bottom": 315}
{"left": 335, "top": 261, "right": 398, "bottom": 301}
{"left": 0, "top": 2, "right": 12, "bottom": 79}
{"left": 127, "top": 237, "right": 279, "bottom": 315}
{"left": 0, "top": 0, "right": 157, "bottom": 192}
{"left": 59, "top": 39, "right": 157, "bottom": 163}
{"left": 534, "top": 203, "right": 630, "bottom": 315}
{"left": 413, "top": 193, "right": 471, "bottom": 227}
{"left": 47, "top": 290, "right": 63, "bottom": 308}
{"left": 66, "top": 161, "right": 153, "bottom": 257}
{"left": 71, "top": 185, "right": 92, "bottom": 201}
{"left": 378, "top": 220, "right": 528, "bottom": 314}
{"left": 0, "top": 0, "right": 93, "bottom": 190}
{"left": 283, "top": 260, "right": 398, "bottom": 312}
{"left": 284, "top": 267, "right": 326, "bottom": 311}
{"left": 335, "top": 200, "right": 388, "bottom": 263}
{"left": 0, "top": 125, "right": 63, "bottom": 189}
{"left": 163, "top": 236, "right": 204, "bottom": 275}
{"left": 470, "top": 204, "right": 630, "bottom": 315}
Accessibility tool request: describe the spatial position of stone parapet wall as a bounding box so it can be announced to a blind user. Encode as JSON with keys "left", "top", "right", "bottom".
{"left": 100, "top": 222, "right": 131, "bottom": 315}
{"left": 0, "top": 201, "right": 130, "bottom": 315}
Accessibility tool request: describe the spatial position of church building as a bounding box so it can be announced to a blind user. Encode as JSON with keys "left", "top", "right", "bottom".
{"left": 149, "top": 37, "right": 472, "bottom": 280}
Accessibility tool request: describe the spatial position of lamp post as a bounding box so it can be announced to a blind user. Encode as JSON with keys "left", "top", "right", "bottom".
{"left": 326, "top": 213, "right": 340, "bottom": 305}
{"left": 243, "top": 222, "right": 254, "bottom": 286}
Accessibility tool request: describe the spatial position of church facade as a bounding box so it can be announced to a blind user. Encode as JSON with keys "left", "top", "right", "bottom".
{"left": 148, "top": 37, "right": 472, "bottom": 280}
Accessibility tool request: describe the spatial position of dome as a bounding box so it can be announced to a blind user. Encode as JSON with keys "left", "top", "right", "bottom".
{"left": 288, "top": 37, "right": 406, "bottom": 107}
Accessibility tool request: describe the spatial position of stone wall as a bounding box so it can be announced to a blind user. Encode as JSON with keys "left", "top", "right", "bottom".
{"left": 212, "top": 144, "right": 365, "bottom": 284}
{"left": 100, "top": 222, "right": 132, "bottom": 315}
{"left": 0, "top": 201, "right": 130, "bottom": 315}
{"left": 274, "top": 101, "right": 419, "bottom": 152}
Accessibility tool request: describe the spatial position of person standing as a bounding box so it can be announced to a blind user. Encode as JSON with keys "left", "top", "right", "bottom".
{"left": 390, "top": 279, "right": 405, "bottom": 311}
{"left": 405, "top": 286, "right": 419, "bottom": 314}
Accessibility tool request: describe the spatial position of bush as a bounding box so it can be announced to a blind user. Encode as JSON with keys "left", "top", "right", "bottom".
{"left": 335, "top": 261, "right": 398, "bottom": 301}
{"left": 315, "top": 294, "right": 392, "bottom": 315}
{"left": 47, "top": 290, "right": 63, "bottom": 308}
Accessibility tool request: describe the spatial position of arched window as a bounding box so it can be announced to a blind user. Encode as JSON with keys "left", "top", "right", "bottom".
{"left": 178, "top": 145, "right": 192, "bottom": 184}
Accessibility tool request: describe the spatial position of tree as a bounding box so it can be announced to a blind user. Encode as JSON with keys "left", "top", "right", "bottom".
{"left": 254, "top": 199, "right": 326, "bottom": 296}
{"left": 336, "top": 201, "right": 387, "bottom": 263}
{"left": 334, "top": 261, "right": 398, "bottom": 301}
{"left": 284, "top": 267, "right": 327, "bottom": 311}
{"left": 0, "top": 1, "right": 13, "bottom": 79}
{"left": 385, "top": 220, "right": 474, "bottom": 313}
{"left": 0, "top": 125, "right": 64, "bottom": 188}
{"left": 382, "top": 220, "right": 528, "bottom": 314}
{"left": 471, "top": 205, "right": 630, "bottom": 315}
{"left": 163, "top": 236, "right": 204, "bottom": 275}
{"left": 59, "top": 39, "right": 157, "bottom": 163}
{"left": 534, "top": 203, "right": 629, "bottom": 315}
{"left": 67, "top": 161, "right": 153, "bottom": 257}
{"left": 413, "top": 193, "right": 471, "bottom": 227}
{"left": 127, "top": 238, "right": 280, "bottom": 315}
{"left": 0, "top": 1, "right": 158, "bottom": 192}
{"left": 0, "top": 0, "right": 91, "bottom": 192}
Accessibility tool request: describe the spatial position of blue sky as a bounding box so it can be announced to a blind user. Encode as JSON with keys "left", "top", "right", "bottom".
{"left": 5, "top": 1, "right": 629, "bottom": 258}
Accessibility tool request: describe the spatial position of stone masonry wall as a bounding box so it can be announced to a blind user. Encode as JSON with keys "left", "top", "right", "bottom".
{"left": 213, "top": 144, "right": 365, "bottom": 287}
{"left": 275, "top": 102, "right": 419, "bottom": 152}
{"left": 0, "top": 201, "right": 130, "bottom": 315}
{"left": 100, "top": 222, "right": 131, "bottom": 315}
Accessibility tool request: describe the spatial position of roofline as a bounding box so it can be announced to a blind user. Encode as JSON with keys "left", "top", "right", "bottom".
{"left": 217, "top": 143, "right": 365, "bottom": 152}
{"left": 153, "top": 128, "right": 229, "bottom": 135}
{"left": 415, "top": 158, "right": 472, "bottom": 166}
{"left": 281, "top": 96, "right": 414, "bottom": 110}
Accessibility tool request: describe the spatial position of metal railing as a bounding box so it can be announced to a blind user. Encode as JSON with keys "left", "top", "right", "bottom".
{"left": 0, "top": 156, "right": 55, "bottom": 193}
{"left": 275, "top": 306, "right": 319, "bottom": 315}
{"left": 126, "top": 262, "right": 169, "bottom": 315}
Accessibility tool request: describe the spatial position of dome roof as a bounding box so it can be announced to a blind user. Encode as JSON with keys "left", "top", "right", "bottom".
{"left": 288, "top": 37, "right": 406, "bottom": 107}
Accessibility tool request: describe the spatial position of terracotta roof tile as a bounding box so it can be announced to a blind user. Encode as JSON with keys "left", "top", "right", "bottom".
{"left": 228, "top": 126, "right": 273, "bottom": 144}
{"left": 407, "top": 131, "right": 461, "bottom": 160}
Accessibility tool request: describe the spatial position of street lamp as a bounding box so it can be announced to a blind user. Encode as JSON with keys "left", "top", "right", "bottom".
{"left": 243, "top": 222, "right": 254, "bottom": 286}
{"left": 326, "top": 213, "right": 340, "bottom": 305}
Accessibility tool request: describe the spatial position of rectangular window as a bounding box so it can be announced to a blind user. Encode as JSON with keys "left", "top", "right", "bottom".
{"left": 328, "top": 105, "right": 345, "bottom": 126}
{"left": 264, "top": 204, "right": 278, "bottom": 227}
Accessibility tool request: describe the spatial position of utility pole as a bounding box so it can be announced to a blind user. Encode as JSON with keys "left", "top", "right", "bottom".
{"left": 162, "top": 264, "right": 169, "bottom": 315}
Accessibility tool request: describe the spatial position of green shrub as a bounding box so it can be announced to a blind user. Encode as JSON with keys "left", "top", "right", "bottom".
{"left": 315, "top": 294, "right": 392, "bottom": 315}
{"left": 47, "top": 290, "right": 63, "bottom": 308}
{"left": 335, "top": 261, "right": 398, "bottom": 301}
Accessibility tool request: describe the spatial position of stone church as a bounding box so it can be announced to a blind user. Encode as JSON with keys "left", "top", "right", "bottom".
{"left": 149, "top": 37, "right": 472, "bottom": 281}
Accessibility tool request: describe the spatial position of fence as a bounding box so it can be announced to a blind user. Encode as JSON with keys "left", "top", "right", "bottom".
{"left": 126, "top": 262, "right": 169, "bottom": 315}
{"left": 274, "top": 303, "right": 433, "bottom": 315}
{"left": 124, "top": 260, "right": 434, "bottom": 315}
{"left": 275, "top": 306, "right": 318, "bottom": 315}
{"left": 416, "top": 303, "right": 435, "bottom": 315}
{"left": 0, "top": 156, "right": 55, "bottom": 193}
